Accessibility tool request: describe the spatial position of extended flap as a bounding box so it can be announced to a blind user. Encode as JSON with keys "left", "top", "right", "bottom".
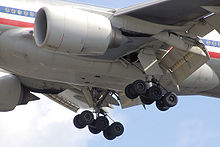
{"left": 159, "top": 45, "right": 209, "bottom": 84}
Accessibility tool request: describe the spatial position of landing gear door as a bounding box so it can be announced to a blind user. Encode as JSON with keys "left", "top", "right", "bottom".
{"left": 138, "top": 49, "right": 163, "bottom": 76}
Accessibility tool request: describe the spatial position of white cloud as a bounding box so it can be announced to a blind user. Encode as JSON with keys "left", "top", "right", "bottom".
{"left": 0, "top": 94, "right": 96, "bottom": 147}
{"left": 0, "top": 71, "right": 128, "bottom": 147}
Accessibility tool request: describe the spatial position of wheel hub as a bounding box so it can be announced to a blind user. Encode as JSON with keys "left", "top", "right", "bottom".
{"left": 84, "top": 114, "right": 92, "bottom": 121}
{"left": 137, "top": 83, "right": 145, "bottom": 91}
{"left": 169, "top": 97, "right": 174, "bottom": 102}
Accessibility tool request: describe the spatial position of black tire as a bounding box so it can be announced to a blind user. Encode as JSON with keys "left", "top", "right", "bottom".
{"left": 88, "top": 125, "right": 101, "bottom": 134}
{"left": 73, "top": 114, "right": 86, "bottom": 129}
{"left": 147, "top": 86, "right": 162, "bottom": 101}
{"left": 103, "top": 127, "right": 116, "bottom": 140}
{"left": 110, "top": 122, "right": 124, "bottom": 137}
{"left": 94, "top": 116, "right": 109, "bottom": 131}
{"left": 156, "top": 100, "right": 169, "bottom": 111}
{"left": 132, "top": 80, "right": 147, "bottom": 95}
{"left": 140, "top": 95, "right": 154, "bottom": 105}
{"left": 125, "top": 84, "right": 138, "bottom": 99}
{"left": 163, "top": 92, "right": 178, "bottom": 107}
{"left": 81, "top": 110, "right": 94, "bottom": 125}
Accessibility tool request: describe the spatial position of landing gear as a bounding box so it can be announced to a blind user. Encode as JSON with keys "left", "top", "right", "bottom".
{"left": 73, "top": 111, "right": 94, "bottom": 129}
{"left": 125, "top": 84, "right": 138, "bottom": 99}
{"left": 88, "top": 125, "right": 101, "bottom": 134}
{"left": 125, "top": 80, "right": 147, "bottom": 99}
{"left": 73, "top": 110, "right": 124, "bottom": 140}
{"left": 140, "top": 95, "right": 154, "bottom": 105}
{"left": 162, "top": 92, "right": 178, "bottom": 107}
{"left": 110, "top": 122, "right": 124, "bottom": 137}
{"left": 156, "top": 99, "right": 169, "bottom": 111}
{"left": 73, "top": 79, "right": 178, "bottom": 140}
{"left": 147, "top": 85, "right": 162, "bottom": 101}
{"left": 73, "top": 114, "right": 87, "bottom": 129}
{"left": 81, "top": 110, "right": 94, "bottom": 125}
{"left": 103, "top": 122, "right": 124, "bottom": 140}
{"left": 132, "top": 80, "right": 147, "bottom": 95}
{"left": 155, "top": 92, "right": 178, "bottom": 111}
{"left": 94, "top": 116, "right": 109, "bottom": 131}
{"left": 103, "top": 128, "right": 116, "bottom": 140}
{"left": 125, "top": 79, "right": 178, "bottom": 111}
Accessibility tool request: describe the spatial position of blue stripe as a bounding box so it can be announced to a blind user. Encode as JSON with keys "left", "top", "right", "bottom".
{"left": 0, "top": 6, "right": 36, "bottom": 18}
{"left": 201, "top": 39, "right": 220, "bottom": 48}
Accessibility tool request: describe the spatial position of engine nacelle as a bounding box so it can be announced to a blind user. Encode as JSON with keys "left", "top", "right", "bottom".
{"left": 181, "top": 64, "right": 219, "bottom": 92}
{"left": 0, "top": 75, "right": 39, "bottom": 112}
{"left": 34, "top": 7, "right": 122, "bottom": 55}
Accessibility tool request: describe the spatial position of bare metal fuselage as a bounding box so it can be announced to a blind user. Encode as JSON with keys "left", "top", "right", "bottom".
{"left": 0, "top": 0, "right": 220, "bottom": 98}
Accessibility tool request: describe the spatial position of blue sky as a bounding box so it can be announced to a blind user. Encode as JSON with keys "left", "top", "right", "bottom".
{"left": 0, "top": 0, "right": 220, "bottom": 147}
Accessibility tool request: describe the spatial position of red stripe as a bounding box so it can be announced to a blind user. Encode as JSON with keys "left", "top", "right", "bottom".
{"left": 0, "top": 18, "right": 34, "bottom": 28}
{"left": 208, "top": 51, "right": 220, "bottom": 59}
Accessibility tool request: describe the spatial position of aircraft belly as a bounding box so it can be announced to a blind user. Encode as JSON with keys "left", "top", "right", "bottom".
{"left": 0, "top": 29, "right": 144, "bottom": 91}
{"left": 0, "top": 24, "right": 15, "bottom": 33}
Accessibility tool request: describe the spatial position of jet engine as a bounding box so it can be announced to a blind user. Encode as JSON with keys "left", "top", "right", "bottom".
{"left": 181, "top": 64, "right": 219, "bottom": 92}
{"left": 0, "top": 75, "right": 39, "bottom": 112}
{"left": 34, "top": 7, "right": 122, "bottom": 55}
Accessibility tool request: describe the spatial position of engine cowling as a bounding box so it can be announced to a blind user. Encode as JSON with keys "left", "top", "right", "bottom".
{"left": 0, "top": 75, "right": 39, "bottom": 112}
{"left": 34, "top": 7, "right": 122, "bottom": 55}
{"left": 181, "top": 64, "right": 219, "bottom": 92}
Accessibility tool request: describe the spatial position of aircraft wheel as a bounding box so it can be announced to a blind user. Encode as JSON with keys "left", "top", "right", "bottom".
{"left": 125, "top": 84, "right": 138, "bottom": 99}
{"left": 156, "top": 100, "right": 169, "bottom": 111}
{"left": 94, "top": 116, "right": 109, "bottom": 131}
{"left": 103, "top": 127, "right": 116, "bottom": 140}
{"left": 110, "top": 122, "right": 124, "bottom": 137}
{"left": 132, "top": 80, "right": 147, "bottom": 95}
{"left": 81, "top": 110, "right": 94, "bottom": 125}
{"left": 163, "top": 92, "right": 178, "bottom": 107}
{"left": 88, "top": 125, "right": 101, "bottom": 134}
{"left": 140, "top": 95, "right": 154, "bottom": 105}
{"left": 73, "top": 114, "right": 86, "bottom": 129}
{"left": 147, "top": 86, "right": 162, "bottom": 101}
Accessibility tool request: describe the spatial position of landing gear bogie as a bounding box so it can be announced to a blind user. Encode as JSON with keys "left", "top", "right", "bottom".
{"left": 73, "top": 110, "right": 124, "bottom": 140}
{"left": 125, "top": 78, "right": 179, "bottom": 111}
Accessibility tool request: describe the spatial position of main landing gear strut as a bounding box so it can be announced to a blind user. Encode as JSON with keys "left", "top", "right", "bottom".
{"left": 125, "top": 79, "right": 178, "bottom": 111}
{"left": 73, "top": 88, "right": 124, "bottom": 140}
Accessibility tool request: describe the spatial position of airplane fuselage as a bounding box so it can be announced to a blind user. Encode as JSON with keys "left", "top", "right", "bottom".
{"left": 0, "top": 0, "right": 220, "bottom": 98}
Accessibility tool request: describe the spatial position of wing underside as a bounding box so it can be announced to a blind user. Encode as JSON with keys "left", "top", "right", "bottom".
{"left": 115, "top": 0, "right": 220, "bottom": 26}
{"left": 114, "top": 0, "right": 220, "bottom": 38}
